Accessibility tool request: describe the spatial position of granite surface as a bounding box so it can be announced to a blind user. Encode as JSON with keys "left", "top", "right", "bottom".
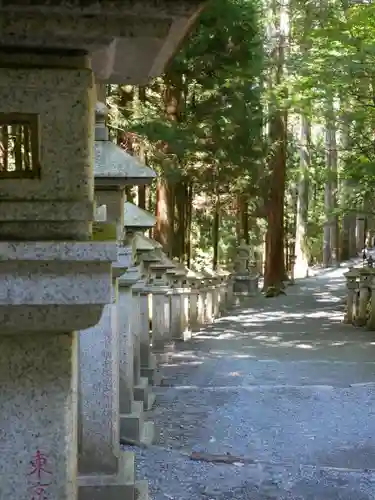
{"left": 0, "top": 333, "right": 78, "bottom": 499}
{"left": 118, "top": 285, "right": 136, "bottom": 414}
{"left": 79, "top": 291, "right": 121, "bottom": 475}
{"left": 124, "top": 202, "right": 157, "bottom": 230}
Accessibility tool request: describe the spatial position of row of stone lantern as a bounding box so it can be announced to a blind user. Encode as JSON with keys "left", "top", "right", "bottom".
{"left": 0, "top": 2, "right": 205, "bottom": 498}
{"left": 344, "top": 266, "right": 375, "bottom": 330}
{"left": 75, "top": 102, "right": 235, "bottom": 499}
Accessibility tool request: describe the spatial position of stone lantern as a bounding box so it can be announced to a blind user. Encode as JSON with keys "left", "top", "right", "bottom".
{"left": 232, "top": 239, "right": 254, "bottom": 298}
{"left": 148, "top": 258, "right": 177, "bottom": 351}
{"left": 186, "top": 269, "right": 205, "bottom": 330}
{"left": 169, "top": 262, "right": 192, "bottom": 342}
{"left": 344, "top": 268, "right": 359, "bottom": 324}
{"left": 200, "top": 268, "right": 219, "bottom": 324}
{"left": 94, "top": 102, "right": 156, "bottom": 240}
{"left": 123, "top": 201, "right": 157, "bottom": 240}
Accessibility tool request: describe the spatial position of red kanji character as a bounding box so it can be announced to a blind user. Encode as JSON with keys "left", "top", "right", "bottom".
{"left": 29, "top": 451, "right": 51, "bottom": 481}
{"left": 31, "top": 483, "right": 51, "bottom": 500}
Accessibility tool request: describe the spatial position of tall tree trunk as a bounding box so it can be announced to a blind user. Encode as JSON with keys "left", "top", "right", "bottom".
{"left": 294, "top": 116, "right": 310, "bottom": 278}
{"left": 154, "top": 179, "right": 174, "bottom": 256}
{"left": 339, "top": 115, "right": 357, "bottom": 260}
{"left": 138, "top": 185, "right": 147, "bottom": 210}
{"left": 263, "top": 0, "right": 288, "bottom": 291}
{"left": 239, "top": 194, "right": 250, "bottom": 244}
{"left": 158, "top": 71, "right": 183, "bottom": 256}
{"left": 264, "top": 109, "right": 287, "bottom": 289}
{"left": 186, "top": 182, "right": 193, "bottom": 267}
{"left": 323, "top": 99, "right": 338, "bottom": 267}
{"left": 212, "top": 194, "right": 220, "bottom": 271}
{"left": 174, "top": 181, "right": 187, "bottom": 261}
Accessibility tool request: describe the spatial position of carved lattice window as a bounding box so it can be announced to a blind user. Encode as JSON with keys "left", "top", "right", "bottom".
{"left": 0, "top": 113, "right": 40, "bottom": 179}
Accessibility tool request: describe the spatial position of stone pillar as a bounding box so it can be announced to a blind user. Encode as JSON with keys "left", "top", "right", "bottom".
{"left": 232, "top": 240, "right": 254, "bottom": 298}
{"left": 197, "top": 284, "right": 206, "bottom": 325}
{"left": 169, "top": 274, "right": 191, "bottom": 341}
{"left": 181, "top": 282, "right": 192, "bottom": 340}
{"left": 226, "top": 275, "right": 235, "bottom": 308}
{"left": 78, "top": 265, "right": 125, "bottom": 478}
{"left": 0, "top": 51, "right": 117, "bottom": 500}
{"left": 367, "top": 273, "right": 375, "bottom": 330}
{"left": 132, "top": 279, "right": 157, "bottom": 410}
{"left": 356, "top": 269, "right": 371, "bottom": 326}
{"left": 188, "top": 277, "right": 200, "bottom": 331}
{"left": 356, "top": 215, "right": 366, "bottom": 253}
{"left": 138, "top": 284, "right": 159, "bottom": 385}
{"left": 149, "top": 265, "right": 173, "bottom": 351}
{"left": 212, "top": 277, "right": 221, "bottom": 319}
{"left": 117, "top": 266, "right": 154, "bottom": 445}
{"left": 217, "top": 272, "right": 230, "bottom": 313}
{"left": 344, "top": 269, "right": 358, "bottom": 324}
{"left": 205, "top": 280, "right": 214, "bottom": 324}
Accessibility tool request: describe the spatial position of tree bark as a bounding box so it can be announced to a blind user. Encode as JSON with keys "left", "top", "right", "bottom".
{"left": 154, "top": 179, "right": 174, "bottom": 256}
{"left": 323, "top": 99, "right": 338, "bottom": 267}
{"left": 263, "top": 0, "right": 288, "bottom": 291}
{"left": 212, "top": 194, "right": 220, "bottom": 270}
{"left": 264, "top": 109, "right": 287, "bottom": 289}
{"left": 186, "top": 182, "right": 193, "bottom": 267}
{"left": 294, "top": 115, "right": 310, "bottom": 277}
{"left": 174, "top": 181, "right": 187, "bottom": 261}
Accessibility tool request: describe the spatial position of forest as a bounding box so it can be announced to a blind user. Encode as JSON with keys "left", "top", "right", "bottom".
{"left": 105, "top": 0, "right": 375, "bottom": 295}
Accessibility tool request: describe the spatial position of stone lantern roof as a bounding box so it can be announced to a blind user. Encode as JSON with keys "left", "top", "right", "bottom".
{"left": 133, "top": 233, "right": 162, "bottom": 252}
{"left": 94, "top": 103, "right": 156, "bottom": 188}
{"left": 0, "top": 1, "right": 206, "bottom": 84}
{"left": 124, "top": 202, "right": 156, "bottom": 232}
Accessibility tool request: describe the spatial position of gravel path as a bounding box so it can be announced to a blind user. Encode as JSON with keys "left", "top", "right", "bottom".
{"left": 126, "top": 266, "right": 375, "bottom": 499}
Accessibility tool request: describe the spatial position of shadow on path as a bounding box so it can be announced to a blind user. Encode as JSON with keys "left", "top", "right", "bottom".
{"left": 127, "top": 267, "right": 375, "bottom": 499}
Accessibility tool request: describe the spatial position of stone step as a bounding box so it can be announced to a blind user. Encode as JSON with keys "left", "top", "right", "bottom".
{"left": 141, "top": 353, "right": 162, "bottom": 386}
{"left": 78, "top": 451, "right": 139, "bottom": 500}
{"left": 120, "top": 400, "right": 144, "bottom": 443}
{"left": 146, "top": 391, "right": 156, "bottom": 411}
{"left": 135, "top": 480, "right": 149, "bottom": 500}
{"left": 120, "top": 450, "right": 136, "bottom": 485}
{"left": 120, "top": 401, "right": 155, "bottom": 446}
{"left": 134, "top": 377, "right": 156, "bottom": 410}
{"left": 140, "top": 420, "right": 155, "bottom": 447}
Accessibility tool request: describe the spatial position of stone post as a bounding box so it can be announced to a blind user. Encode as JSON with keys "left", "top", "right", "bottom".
{"left": 367, "top": 272, "right": 375, "bottom": 330}
{"left": 136, "top": 280, "right": 160, "bottom": 385}
{"left": 149, "top": 263, "right": 174, "bottom": 351}
{"left": 217, "top": 270, "right": 230, "bottom": 313}
{"left": 117, "top": 265, "right": 154, "bottom": 446}
{"left": 133, "top": 247, "right": 162, "bottom": 386}
{"left": 232, "top": 241, "right": 251, "bottom": 300}
{"left": 78, "top": 263, "right": 128, "bottom": 482}
{"left": 181, "top": 279, "right": 192, "bottom": 340}
{"left": 197, "top": 281, "right": 207, "bottom": 325}
{"left": 226, "top": 274, "right": 235, "bottom": 308}
{"left": 205, "top": 279, "right": 214, "bottom": 324}
{"left": 132, "top": 278, "right": 157, "bottom": 410}
{"left": 212, "top": 276, "right": 223, "bottom": 319}
{"left": 344, "top": 268, "right": 359, "bottom": 324}
{"left": 356, "top": 268, "right": 371, "bottom": 326}
{"left": 169, "top": 269, "right": 191, "bottom": 342}
{"left": 187, "top": 274, "right": 201, "bottom": 331}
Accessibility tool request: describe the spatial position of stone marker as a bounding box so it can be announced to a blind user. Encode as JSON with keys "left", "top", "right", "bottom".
{"left": 118, "top": 263, "right": 155, "bottom": 446}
